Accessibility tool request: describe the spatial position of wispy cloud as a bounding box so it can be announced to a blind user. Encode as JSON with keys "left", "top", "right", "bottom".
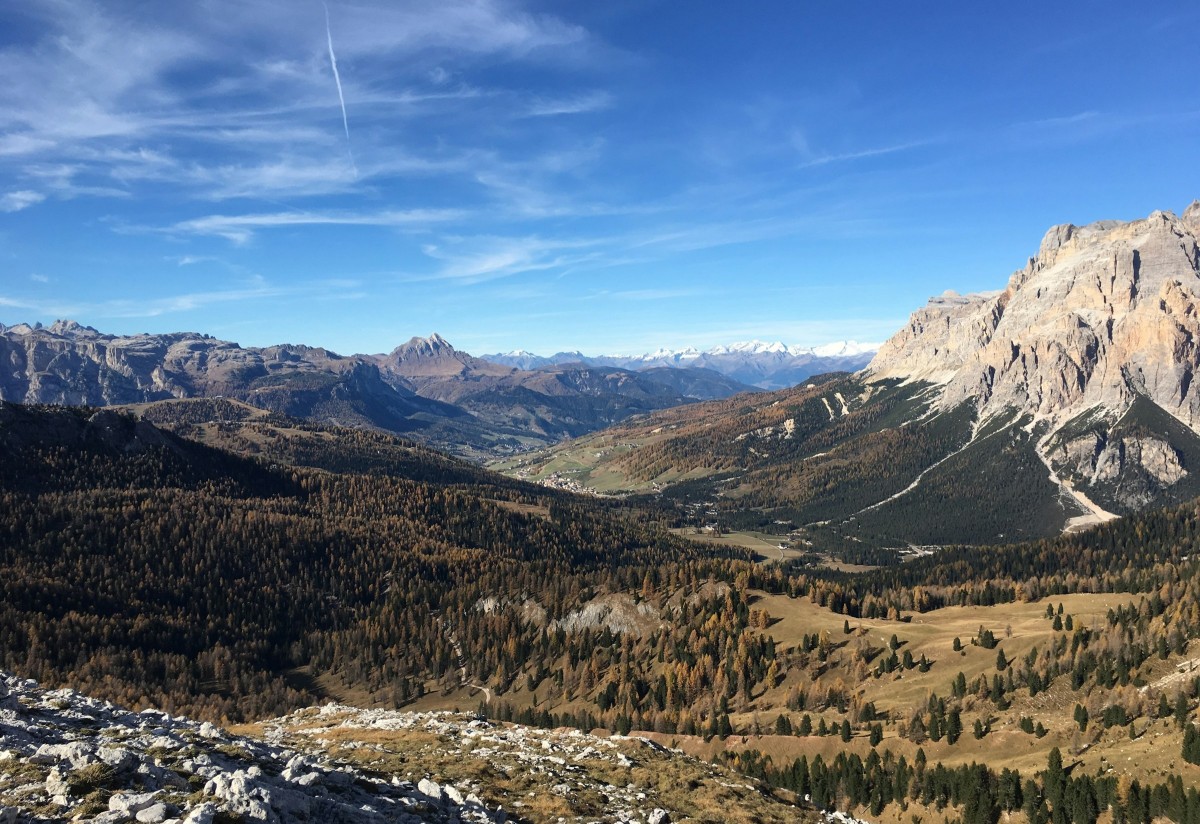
{"left": 797, "top": 139, "right": 934, "bottom": 168}
{"left": 523, "top": 91, "right": 612, "bottom": 117}
{"left": 163, "top": 208, "right": 466, "bottom": 243}
{"left": 1, "top": 277, "right": 361, "bottom": 322}
{"left": 1009, "top": 111, "right": 1100, "bottom": 131}
{"left": 997, "top": 109, "right": 1173, "bottom": 149}
{"left": 0, "top": 190, "right": 45, "bottom": 212}
{"left": 0, "top": 294, "right": 82, "bottom": 317}
{"left": 419, "top": 235, "right": 602, "bottom": 282}
{"left": 0, "top": 0, "right": 605, "bottom": 205}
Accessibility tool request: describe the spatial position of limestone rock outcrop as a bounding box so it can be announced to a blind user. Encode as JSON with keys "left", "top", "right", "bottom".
{"left": 870, "top": 204, "right": 1200, "bottom": 424}
{"left": 0, "top": 672, "right": 813, "bottom": 823}
{"left": 867, "top": 202, "right": 1200, "bottom": 515}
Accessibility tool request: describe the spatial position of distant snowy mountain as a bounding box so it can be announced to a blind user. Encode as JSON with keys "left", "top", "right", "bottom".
{"left": 482, "top": 340, "right": 881, "bottom": 390}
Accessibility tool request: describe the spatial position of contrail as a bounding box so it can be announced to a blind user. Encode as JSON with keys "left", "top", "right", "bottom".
{"left": 323, "top": 2, "right": 356, "bottom": 176}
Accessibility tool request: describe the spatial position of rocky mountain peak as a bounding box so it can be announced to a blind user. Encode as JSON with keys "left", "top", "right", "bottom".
{"left": 384, "top": 333, "right": 486, "bottom": 379}
{"left": 390, "top": 333, "right": 456, "bottom": 359}
{"left": 46, "top": 319, "right": 101, "bottom": 338}
{"left": 1184, "top": 199, "right": 1200, "bottom": 233}
{"left": 867, "top": 202, "right": 1200, "bottom": 515}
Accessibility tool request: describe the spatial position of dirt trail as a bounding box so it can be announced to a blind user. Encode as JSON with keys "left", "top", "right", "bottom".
{"left": 439, "top": 617, "right": 492, "bottom": 703}
{"left": 1143, "top": 656, "right": 1200, "bottom": 694}
{"left": 851, "top": 419, "right": 1010, "bottom": 517}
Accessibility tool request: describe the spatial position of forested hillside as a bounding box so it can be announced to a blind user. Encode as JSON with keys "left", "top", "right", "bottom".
{"left": 0, "top": 401, "right": 757, "bottom": 724}
{"left": 5, "top": 399, "right": 1200, "bottom": 824}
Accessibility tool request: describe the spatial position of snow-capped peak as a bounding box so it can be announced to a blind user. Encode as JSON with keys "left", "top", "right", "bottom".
{"left": 809, "top": 340, "right": 882, "bottom": 357}
{"left": 709, "top": 340, "right": 788, "bottom": 356}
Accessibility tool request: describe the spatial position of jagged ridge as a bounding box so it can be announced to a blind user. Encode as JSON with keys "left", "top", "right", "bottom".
{"left": 0, "top": 324, "right": 752, "bottom": 460}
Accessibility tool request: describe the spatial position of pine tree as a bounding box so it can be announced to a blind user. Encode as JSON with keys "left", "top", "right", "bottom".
{"left": 1074, "top": 703, "right": 1089, "bottom": 731}
{"left": 1184, "top": 724, "right": 1200, "bottom": 765}
{"left": 946, "top": 707, "right": 963, "bottom": 744}
{"left": 1175, "top": 691, "right": 1191, "bottom": 730}
{"left": 869, "top": 723, "right": 883, "bottom": 746}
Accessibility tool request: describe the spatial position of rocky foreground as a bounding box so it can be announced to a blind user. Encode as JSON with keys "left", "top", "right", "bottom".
{"left": 0, "top": 673, "right": 812, "bottom": 823}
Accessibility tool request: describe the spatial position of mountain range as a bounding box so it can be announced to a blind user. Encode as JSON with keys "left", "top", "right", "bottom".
{"left": 0, "top": 322, "right": 754, "bottom": 460}
{"left": 482, "top": 339, "right": 879, "bottom": 390}
{"left": 498, "top": 201, "right": 1200, "bottom": 548}
{"left": 6, "top": 205, "right": 1200, "bottom": 824}
{"left": 4, "top": 393, "right": 1200, "bottom": 824}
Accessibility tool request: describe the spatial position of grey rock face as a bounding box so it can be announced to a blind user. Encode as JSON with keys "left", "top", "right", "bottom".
{"left": 136, "top": 802, "right": 173, "bottom": 823}
{"left": 871, "top": 207, "right": 1200, "bottom": 427}
{"left": 867, "top": 203, "right": 1200, "bottom": 516}
{"left": 110, "top": 791, "right": 162, "bottom": 816}
{"left": 418, "top": 776, "right": 445, "bottom": 802}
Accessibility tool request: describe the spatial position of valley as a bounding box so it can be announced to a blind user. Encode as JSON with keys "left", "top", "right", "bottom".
{"left": 5, "top": 3, "right": 1200, "bottom": 822}
{"left": 6, "top": 207, "right": 1200, "bottom": 824}
{"left": 5, "top": 385, "right": 1200, "bottom": 823}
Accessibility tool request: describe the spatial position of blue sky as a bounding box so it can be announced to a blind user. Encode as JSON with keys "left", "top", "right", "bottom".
{"left": 1, "top": 1, "right": 1198, "bottom": 356}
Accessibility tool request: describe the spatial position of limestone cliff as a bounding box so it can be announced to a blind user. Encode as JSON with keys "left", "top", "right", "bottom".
{"left": 867, "top": 201, "right": 1200, "bottom": 514}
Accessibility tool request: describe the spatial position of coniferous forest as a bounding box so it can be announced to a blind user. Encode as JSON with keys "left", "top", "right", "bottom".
{"left": 3, "top": 399, "right": 1200, "bottom": 824}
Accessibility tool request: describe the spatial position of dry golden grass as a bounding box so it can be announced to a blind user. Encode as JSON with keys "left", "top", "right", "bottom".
{"left": 749, "top": 591, "right": 1126, "bottom": 712}
{"left": 671, "top": 528, "right": 790, "bottom": 557}
{"left": 629, "top": 591, "right": 1200, "bottom": 792}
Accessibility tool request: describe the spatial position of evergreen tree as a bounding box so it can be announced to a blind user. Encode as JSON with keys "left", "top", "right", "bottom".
{"left": 1175, "top": 692, "right": 1191, "bottom": 730}
{"left": 946, "top": 707, "right": 963, "bottom": 744}
{"left": 1073, "top": 703, "right": 1089, "bottom": 732}
{"left": 869, "top": 723, "right": 883, "bottom": 746}
{"left": 1184, "top": 724, "right": 1200, "bottom": 765}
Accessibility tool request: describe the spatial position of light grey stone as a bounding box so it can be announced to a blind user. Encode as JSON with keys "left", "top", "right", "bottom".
{"left": 110, "top": 790, "right": 161, "bottom": 815}
{"left": 182, "top": 802, "right": 218, "bottom": 824}
{"left": 137, "top": 803, "right": 172, "bottom": 823}
{"left": 99, "top": 745, "right": 138, "bottom": 773}
{"left": 417, "top": 777, "right": 444, "bottom": 802}
{"left": 45, "top": 766, "right": 71, "bottom": 796}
